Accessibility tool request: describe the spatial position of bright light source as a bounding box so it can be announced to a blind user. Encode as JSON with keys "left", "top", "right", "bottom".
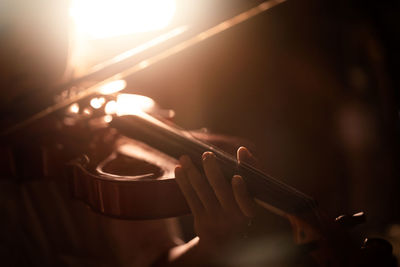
{"left": 68, "top": 103, "right": 80, "bottom": 113}
{"left": 104, "top": 115, "right": 113, "bottom": 123}
{"left": 116, "top": 94, "right": 155, "bottom": 115}
{"left": 90, "top": 97, "right": 106, "bottom": 109}
{"left": 104, "top": 94, "right": 155, "bottom": 116}
{"left": 98, "top": 80, "right": 127, "bottom": 95}
{"left": 70, "top": 0, "right": 176, "bottom": 39}
{"left": 105, "top": 100, "right": 118, "bottom": 114}
{"left": 83, "top": 108, "right": 92, "bottom": 115}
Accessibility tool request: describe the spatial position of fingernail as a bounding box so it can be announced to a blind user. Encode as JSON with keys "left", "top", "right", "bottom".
{"left": 232, "top": 175, "right": 243, "bottom": 186}
{"left": 240, "top": 146, "right": 252, "bottom": 157}
{"left": 202, "top": 151, "right": 215, "bottom": 161}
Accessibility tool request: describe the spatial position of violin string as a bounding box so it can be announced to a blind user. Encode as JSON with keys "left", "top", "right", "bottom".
{"left": 137, "top": 113, "right": 316, "bottom": 214}
{"left": 175, "top": 134, "right": 313, "bottom": 213}
{"left": 121, "top": 113, "right": 308, "bottom": 213}
{"left": 147, "top": 114, "right": 314, "bottom": 211}
{"left": 180, "top": 132, "right": 315, "bottom": 208}
{"left": 239, "top": 161, "right": 315, "bottom": 204}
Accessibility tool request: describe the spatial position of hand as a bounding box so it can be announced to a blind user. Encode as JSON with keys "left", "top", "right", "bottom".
{"left": 174, "top": 147, "right": 257, "bottom": 252}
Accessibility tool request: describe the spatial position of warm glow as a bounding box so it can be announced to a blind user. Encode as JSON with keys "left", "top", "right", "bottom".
{"left": 90, "top": 97, "right": 106, "bottom": 109}
{"left": 105, "top": 100, "right": 118, "bottom": 114}
{"left": 104, "top": 115, "right": 113, "bottom": 123}
{"left": 69, "top": 103, "right": 80, "bottom": 114}
{"left": 116, "top": 94, "right": 155, "bottom": 115}
{"left": 98, "top": 80, "right": 127, "bottom": 95}
{"left": 69, "top": 0, "right": 176, "bottom": 39}
{"left": 104, "top": 94, "right": 155, "bottom": 116}
{"left": 83, "top": 108, "right": 92, "bottom": 115}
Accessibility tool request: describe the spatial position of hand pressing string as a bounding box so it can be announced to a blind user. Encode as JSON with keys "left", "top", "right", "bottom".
{"left": 174, "top": 147, "right": 257, "bottom": 253}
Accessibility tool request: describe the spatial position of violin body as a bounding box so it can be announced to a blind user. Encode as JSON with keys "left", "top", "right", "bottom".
{"left": 2, "top": 98, "right": 396, "bottom": 266}
{"left": 69, "top": 139, "right": 189, "bottom": 219}
{"left": 67, "top": 109, "right": 253, "bottom": 220}
{"left": 67, "top": 111, "right": 396, "bottom": 266}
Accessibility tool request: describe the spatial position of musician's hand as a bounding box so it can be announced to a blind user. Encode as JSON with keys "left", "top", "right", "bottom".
{"left": 174, "top": 147, "right": 257, "bottom": 253}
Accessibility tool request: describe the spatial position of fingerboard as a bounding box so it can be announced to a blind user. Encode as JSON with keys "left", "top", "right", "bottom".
{"left": 111, "top": 113, "right": 317, "bottom": 216}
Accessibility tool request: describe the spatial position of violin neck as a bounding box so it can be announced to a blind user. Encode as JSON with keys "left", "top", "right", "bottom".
{"left": 111, "top": 113, "right": 317, "bottom": 217}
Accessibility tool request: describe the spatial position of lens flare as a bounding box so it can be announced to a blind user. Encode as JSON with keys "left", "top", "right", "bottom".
{"left": 70, "top": 0, "right": 176, "bottom": 39}
{"left": 68, "top": 103, "right": 80, "bottom": 114}
{"left": 105, "top": 100, "right": 118, "bottom": 114}
{"left": 90, "top": 97, "right": 106, "bottom": 109}
{"left": 98, "top": 80, "right": 127, "bottom": 95}
{"left": 105, "top": 94, "right": 155, "bottom": 116}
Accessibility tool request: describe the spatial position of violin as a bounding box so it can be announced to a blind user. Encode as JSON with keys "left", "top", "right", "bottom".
{"left": 70, "top": 111, "right": 316, "bottom": 220}
{"left": 66, "top": 107, "right": 396, "bottom": 266}
{"left": 67, "top": 100, "right": 255, "bottom": 220}
{"left": 2, "top": 93, "right": 395, "bottom": 265}
{"left": 1, "top": 0, "right": 396, "bottom": 264}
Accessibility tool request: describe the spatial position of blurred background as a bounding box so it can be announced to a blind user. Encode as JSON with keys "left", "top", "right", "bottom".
{"left": 0, "top": 0, "right": 399, "bottom": 265}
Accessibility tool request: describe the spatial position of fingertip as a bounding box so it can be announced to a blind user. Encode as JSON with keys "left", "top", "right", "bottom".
{"left": 237, "top": 146, "right": 246, "bottom": 153}
{"left": 238, "top": 146, "right": 247, "bottom": 152}
{"left": 237, "top": 147, "right": 243, "bottom": 157}
{"left": 237, "top": 146, "right": 257, "bottom": 167}
{"left": 202, "top": 151, "right": 215, "bottom": 161}
{"left": 232, "top": 174, "right": 243, "bottom": 187}
{"left": 174, "top": 165, "right": 183, "bottom": 177}
{"left": 238, "top": 146, "right": 251, "bottom": 157}
{"left": 237, "top": 147, "right": 246, "bottom": 161}
{"left": 175, "top": 164, "right": 182, "bottom": 172}
{"left": 179, "top": 155, "right": 191, "bottom": 168}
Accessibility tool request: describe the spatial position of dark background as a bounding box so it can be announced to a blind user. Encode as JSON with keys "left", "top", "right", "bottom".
{"left": 125, "top": 0, "right": 400, "bottom": 231}
{"left": 1, "top": 0, "right": 399, "bottom": 265}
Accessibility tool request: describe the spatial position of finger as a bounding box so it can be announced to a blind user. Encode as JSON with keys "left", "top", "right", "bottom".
{"left": 237, "top": 146, "right": 257, "bottom": 166}
{"left": 232, "top": 175, "right": 256, "bottom": 218}
{"left": 202, "top": 152, "right": 241, "bottom": 214}
{"left": 179, "top": 155, "right": 220, "bottom": 215}
{"left": 175, "top": 166, "right": 204, "bottom": 217}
